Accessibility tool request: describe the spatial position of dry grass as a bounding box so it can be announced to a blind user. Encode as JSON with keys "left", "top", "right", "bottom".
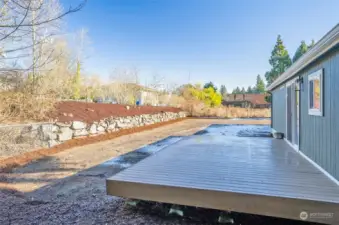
{"left": 180, "top": 100, "right": 270, "bottom": 118}
{"left": 0, "top": 92, "right": 56, "bottom": 123}
{"left": 0, "top": 39, "right": 74, "bottom": 124}
{"left": 158, "top": 94, "right": 186, "bottom": 107}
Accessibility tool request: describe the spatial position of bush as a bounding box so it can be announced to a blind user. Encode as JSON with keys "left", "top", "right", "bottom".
{"left": 176, "top": 84, "right": 270, "bottom": 118}
{"left": 186, "top": 85, "right": 222, "bottom": 107}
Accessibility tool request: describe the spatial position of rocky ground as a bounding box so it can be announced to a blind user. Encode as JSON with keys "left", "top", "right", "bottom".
{"left": 0, "top": 119, "right": 316, "bottom": 225}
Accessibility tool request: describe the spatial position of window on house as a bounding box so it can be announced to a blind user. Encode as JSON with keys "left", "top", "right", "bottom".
{"left": 308, "top": 69, "right": 323, "bottom": 116}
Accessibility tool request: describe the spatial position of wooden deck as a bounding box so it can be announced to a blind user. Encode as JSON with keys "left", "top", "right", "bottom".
{"left": 106, "top": 129, "right": 339, "bottom": 224}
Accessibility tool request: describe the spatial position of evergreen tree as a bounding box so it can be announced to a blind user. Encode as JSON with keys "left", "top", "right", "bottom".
{"left": 232, "top": 86, "right": 241, "bottom": 94}
{"left": 204, "top": 81, "right": 217, "bottom": 92}
{"left": 220, "top": 85, "right": 227, "bottom": 98}
{"left": 241, "top": 87, "right": 246, "bottom": 94}
{"left": 308, "top": 39, "right": 315, "bottom": 49}
{"left": 265, "top": 95, "right": 272, "bottom": 103}
{"left": 246, "top": 86, "right": 253, "bottom": 94}
{"left": 73, "top": 61, "right": 81, "bottom": 99}
{"left": 255, "top": 74, "right": 266, "bottom": 93}
{"left": 293, "top": 41, "right": 308, "bottom": 62}
{"left": 265, "top": 35, "right": 292, "bottom": 85}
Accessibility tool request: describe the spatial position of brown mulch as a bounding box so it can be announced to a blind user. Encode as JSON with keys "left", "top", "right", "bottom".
{"left": 0, "top": 118, "right": 186, "bottom": 173}
{"left": 53, "top": 101, "right": 182, "bottom": 123}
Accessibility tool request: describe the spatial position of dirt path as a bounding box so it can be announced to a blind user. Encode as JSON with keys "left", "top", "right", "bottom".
{"left": 0, "top": 119, "right": 271, "bottom": 225}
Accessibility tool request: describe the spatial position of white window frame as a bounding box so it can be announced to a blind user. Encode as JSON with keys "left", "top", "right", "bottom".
{"left": 308, "top": 69, "right": 323, "bottom": 116}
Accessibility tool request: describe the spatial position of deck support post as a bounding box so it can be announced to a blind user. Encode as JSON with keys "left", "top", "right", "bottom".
{"left": 218, "top": 212, "right": 234, "bottom": 224}
{"left": 168, "top": 205, "right": 184, "bottom": 217}
{"left": 125, "top": 199, "right": 140, "bottom": 207}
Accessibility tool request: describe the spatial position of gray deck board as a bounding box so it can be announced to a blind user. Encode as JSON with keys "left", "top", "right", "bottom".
{"left": 107, "top": 135, "right": 339, "bottom": 224}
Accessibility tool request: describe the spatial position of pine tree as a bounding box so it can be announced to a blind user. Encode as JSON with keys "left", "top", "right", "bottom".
{"left": 232, "top": 86, "right": 241, "bottom": 94}
{"left": 293, "top": 41, "right": 308, "bottom": 62}
{"left": 308, "top": 39, "right": 315, "bottom": 49}
{"left": 204, "top": 81, "right": 217, "bottom": 92}
{"left": 241, "top": 87, "right": 246, "bottom": 94}
{"left": 246, "top": 86, "right": 253, "bottom": 93}
{"left": 255, "top": 74, "right": 266, "bottom": 93}
{"left": 265, "top": 35, "right": 292, "bottom": 85}
{"left": 73, "top": 61, "right": 81, "bottom": 99}
{"left": 220, "top": 85, "right": 227, "bottom": 98}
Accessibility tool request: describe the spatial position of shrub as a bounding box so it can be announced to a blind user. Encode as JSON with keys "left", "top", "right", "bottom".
{"left": 186, "top": 85, "right": 222, "bottom": 107}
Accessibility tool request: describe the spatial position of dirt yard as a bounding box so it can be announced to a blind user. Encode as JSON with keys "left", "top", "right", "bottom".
{"left": 0, "top": 118, "right": 283, "bottom": 225}
{"left": 54, "top": 101, "right": 182, "bottom": 123}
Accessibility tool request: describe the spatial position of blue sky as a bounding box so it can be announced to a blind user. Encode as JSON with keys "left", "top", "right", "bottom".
{"left": 63, "top": 0, "right": 339, "bottom": 91}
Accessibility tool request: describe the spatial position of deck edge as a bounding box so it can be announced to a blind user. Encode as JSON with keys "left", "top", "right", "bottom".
{"left": 106, "top": 179, "right": 339, "bottom": 224}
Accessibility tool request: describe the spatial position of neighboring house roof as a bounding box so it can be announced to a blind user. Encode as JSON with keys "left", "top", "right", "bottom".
{"left": 267, "top": 23, "right": 339, "bottom": 91}
{"left": 223, "top": 94, "right": 269, "bottom": 105}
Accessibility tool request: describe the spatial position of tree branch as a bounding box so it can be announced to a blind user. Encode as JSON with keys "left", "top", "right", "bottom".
{"left": 0, "top": 0, "right": 32, "bottom": 42}
{"left": 0, "top": 0, "right": 86, "bottom": 28}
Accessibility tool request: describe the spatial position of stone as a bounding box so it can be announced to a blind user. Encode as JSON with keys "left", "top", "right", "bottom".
{"left": 97, "top": 125, "right": 105, "bottom": 132}
{"left": 39, "top": 124, "right": 54, "bottom": 133}
{"left": 72, "top": 121, "right": 87, "bottom": 130}
{"left": 41, "top": 132, "right": 57, "bottom": 141}
{"left": 73, "top": 129, "right": 88, "bottom": 137}
{"left": 106, "top": 122, "right": 117, "bottom": 130}
{"left": 56, "top": 122, "right": 71, "bottom": 127}
{"left": 99, "top": 120, "right": 108, "bottom": 128}
{"left": 116, "top": 121, "right": 129, "bottom": 129}
{"left": 57, "top": 127, "right": 73, "bottom": 141}
{"left": 48, "top": 140, "right": 59, "bottom": 148}
{"left": 30, "top": 124, "right": 41, "bottom": 131}
{"left": 52, "top": 125, "right": 59, "bottom": 132}
{"left": 89, "top": 124, "right": 97, "bottom": 135}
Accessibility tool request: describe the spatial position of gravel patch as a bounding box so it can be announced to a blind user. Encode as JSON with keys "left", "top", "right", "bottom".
{"left": 0, "top": 189, "right": 319, "bottom": 225}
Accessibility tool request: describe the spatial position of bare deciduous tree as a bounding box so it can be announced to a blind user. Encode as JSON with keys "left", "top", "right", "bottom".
{"left": 0, "top": 0, "right": 86, "bottom": 92}
{"left": 108, "top": 67, "right": 140, "bottom": 104}
{"left": 0, "top": 0, "right": 86, "bottom": 122}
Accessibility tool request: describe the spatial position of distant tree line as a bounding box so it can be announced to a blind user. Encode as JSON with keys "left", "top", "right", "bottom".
{"left": 177, "top": 35, "right": 315, "bottom": 104}
{"left": 229, "top": 74, "right": 266, "bottom": 94}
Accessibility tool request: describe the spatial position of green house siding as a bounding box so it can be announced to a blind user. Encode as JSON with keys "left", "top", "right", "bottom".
{"left": 271, "top": 46, "right": 339, "bottom": 180}
{"left": 272, "top": 87, "right": 286, "bottom": 135}
{"left": 299, "top": 47, "right": 339, "bottom": 180}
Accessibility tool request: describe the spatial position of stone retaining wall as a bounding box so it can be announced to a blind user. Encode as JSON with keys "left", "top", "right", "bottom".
{"left": 0, "top": 111, "right": 186, "bottom": 159}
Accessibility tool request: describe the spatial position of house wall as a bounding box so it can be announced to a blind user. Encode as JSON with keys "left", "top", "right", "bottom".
{"left": 271, "top": 86, "right": 286, "bottom": 134}
{"left": 298, "top": 46, "right": 339, "bottom": 180}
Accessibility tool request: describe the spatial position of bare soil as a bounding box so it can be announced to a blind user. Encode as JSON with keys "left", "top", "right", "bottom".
{"left": 1, "top": 119, "right": 299, "bottom": 225}
{"left": 0, "top": 118, "right": 186, "bottom": 172}
{"left": 54, "top": 101, "right": 182, "bottom": 123}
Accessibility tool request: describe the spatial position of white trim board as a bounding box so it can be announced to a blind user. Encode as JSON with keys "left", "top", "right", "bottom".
{"left": 284, "top": 138, "right": 339, "bottom": 186}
